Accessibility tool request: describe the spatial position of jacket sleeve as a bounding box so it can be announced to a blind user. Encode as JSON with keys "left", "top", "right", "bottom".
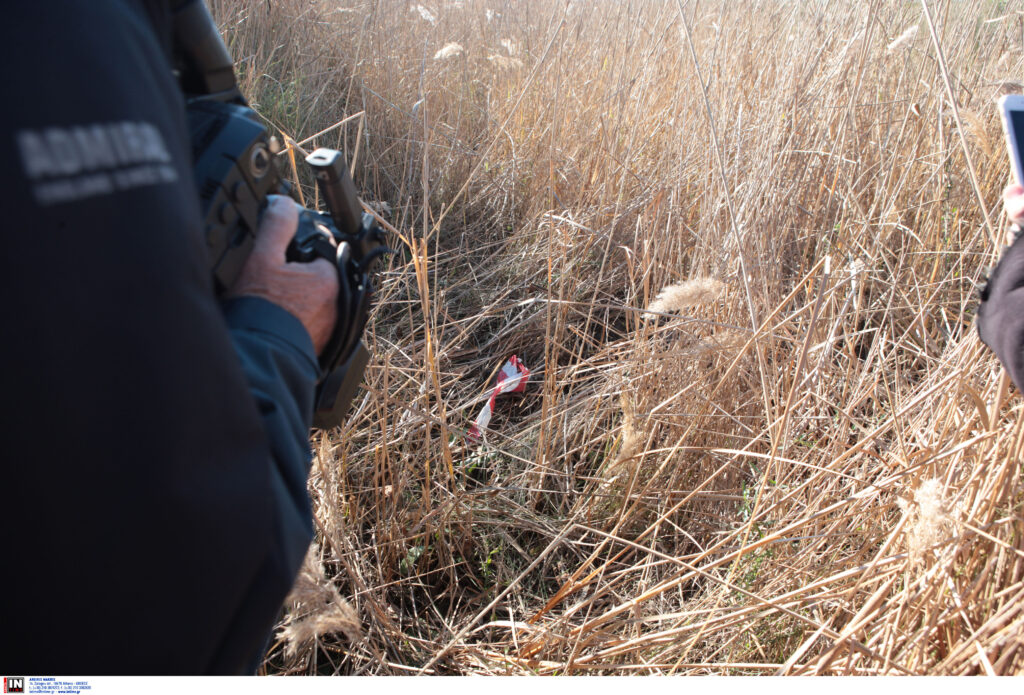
{"left": 215, "top": 296, "right": 322, "bottom": 673}
{"left": 223, "top": 295, "right": 321, "bottom": 506}
{"left": 977, "top": 231, "right": 1024, "bottom": 390}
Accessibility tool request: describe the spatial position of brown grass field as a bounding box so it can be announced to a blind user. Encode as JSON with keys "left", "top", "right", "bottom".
{"left": 212, "top": 0, "right": 1024, "bottom": 674}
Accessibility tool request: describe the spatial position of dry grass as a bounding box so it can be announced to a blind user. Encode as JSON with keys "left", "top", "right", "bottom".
{"left": 211, "top": 0, "right": 1024, "bottom": 675}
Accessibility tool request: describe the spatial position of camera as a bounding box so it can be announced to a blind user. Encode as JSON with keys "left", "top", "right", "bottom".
{"left": 173, "top": 0, "right": 388, "bottom": 428}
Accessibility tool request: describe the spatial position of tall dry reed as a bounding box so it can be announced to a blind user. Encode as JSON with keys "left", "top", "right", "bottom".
{"left": 211, "top": 0, "right": 1024, "bottom": 674}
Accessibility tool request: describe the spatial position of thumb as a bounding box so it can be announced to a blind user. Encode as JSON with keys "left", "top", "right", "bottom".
{"left": 253, "top": 194, "right": 300, "bottom": 260}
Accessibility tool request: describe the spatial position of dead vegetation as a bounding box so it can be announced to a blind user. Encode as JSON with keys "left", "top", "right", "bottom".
{"left": 211, "top": 0, "right": 1024, "bottom": 675}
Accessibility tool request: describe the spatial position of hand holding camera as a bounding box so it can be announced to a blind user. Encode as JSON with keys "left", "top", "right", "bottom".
{"left": 227, "top": 195, "right": 339, "bottom": 354}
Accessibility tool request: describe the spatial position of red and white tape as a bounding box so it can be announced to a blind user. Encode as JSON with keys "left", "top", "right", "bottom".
{"left": 468, "top": 355, "right": 530, "bottom": 440}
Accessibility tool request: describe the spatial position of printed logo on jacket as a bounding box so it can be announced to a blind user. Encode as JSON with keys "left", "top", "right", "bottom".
{"left": 15, "top": 122, "right": 179, "bottom": 206}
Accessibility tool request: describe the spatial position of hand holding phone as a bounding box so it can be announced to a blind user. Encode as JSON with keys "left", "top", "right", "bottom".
{"left": 998, "top": 95, "right": 1024, "bottom": 240}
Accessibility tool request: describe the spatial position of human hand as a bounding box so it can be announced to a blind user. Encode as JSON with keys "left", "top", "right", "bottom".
{"left": 1003, "top": 183, "right": 1024, "bottom": 244}
{"left": 228, "top": 195, "right": 339, "bottom": 354}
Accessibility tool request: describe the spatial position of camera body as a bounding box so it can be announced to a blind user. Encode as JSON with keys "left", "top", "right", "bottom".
{"left": 187, "top": 98, "right": 386, "bottom": 428}
{"left": 172, "top": 0, "right": 387, "bottom": 428}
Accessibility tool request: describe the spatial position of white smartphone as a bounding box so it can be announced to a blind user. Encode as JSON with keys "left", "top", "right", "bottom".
{"left": 999, "top": 94, "right": 1024, "bottom": 186}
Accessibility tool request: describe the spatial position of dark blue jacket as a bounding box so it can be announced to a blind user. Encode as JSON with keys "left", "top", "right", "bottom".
{"left": 0, "top": 1, "right": 317, "bottom": 673}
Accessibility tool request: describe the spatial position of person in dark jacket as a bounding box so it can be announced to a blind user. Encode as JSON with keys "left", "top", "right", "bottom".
{"left": 0, "top": 1, "right": 336, "bottom": 674}
{"left": 978, "top": 183, "right": 1024, "bottom": 390}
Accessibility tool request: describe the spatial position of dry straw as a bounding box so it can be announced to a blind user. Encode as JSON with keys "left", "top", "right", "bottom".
{"left": 411, "top": 4, "right": 437, "bottom": 24}
{"left": 903, "top": 479, "right": 960, "bottom": 568}
{"left": 216, "top": 0, "right": 1024, "bottom": 675}
{"left": 434, "top": 42, "right": 464, "bottom": 60}
{"left": 277, "top": 544, "right": 361, "bottom": 658}
{"left": 886, "top": 25, "right": 918, "bottom": 53}
{"left": 487, "top": 54, "right": 524, "bottom": 70}
{"left": 645, "top": 277, "right": 726, "bottom": 315}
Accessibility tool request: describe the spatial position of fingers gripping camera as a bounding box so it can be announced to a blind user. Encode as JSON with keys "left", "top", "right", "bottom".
{"left": 189, "top": 99, "right": 389, "bottom": 429}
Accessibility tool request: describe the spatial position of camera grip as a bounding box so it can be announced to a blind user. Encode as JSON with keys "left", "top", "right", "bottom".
{"left": 313, "top": 341, "right": 371, "bottom": 429}
{"left": 288, "top": 210, "right": 337, "bottom": 264}
{"left": 286, "top": 208, "right": 367, "bottom": 429}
